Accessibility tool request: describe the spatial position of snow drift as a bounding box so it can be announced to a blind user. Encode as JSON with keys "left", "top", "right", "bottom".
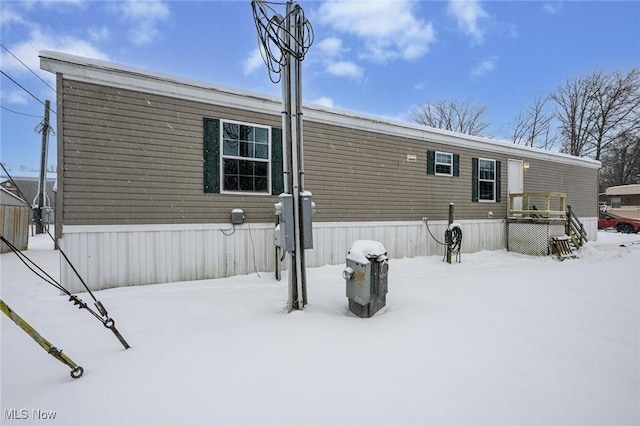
{"left": 1, "top": 232, "right": 638, "bottom": 425}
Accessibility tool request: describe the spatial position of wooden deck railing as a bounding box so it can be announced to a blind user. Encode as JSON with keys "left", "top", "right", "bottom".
{"left": 566, "top": 204, "right": 588, "bottom": 248}
{"left": 508, "top": 192, "right": 587, "bottom": 250}
{"left": 508, "top": 192, "right": 567, "bottom": 218}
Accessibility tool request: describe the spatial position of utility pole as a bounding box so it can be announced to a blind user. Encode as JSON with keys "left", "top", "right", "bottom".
{"left": 252, "top": 0, "right": 313, "bottom": 312}
{"left": 35, "top": 100, "right": 51, "bottom": 235}
{"left": 282, "top": 1, "right": 307, "bottom": 310}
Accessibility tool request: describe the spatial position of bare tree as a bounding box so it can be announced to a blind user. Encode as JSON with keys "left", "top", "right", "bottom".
{"left": 550, "top": 74, "right": 597, "bottom": 157}
{"left": 551, "top": 68, "right": 640, "bottom": 160}
{"left": 508, "top": 93, "right": 556, "bottom": 150}
{"left": 589, "top": 69, "right": 640, "bottom": 160}
{"left": 410, "top": 99, "right": 491, "bottom": 137}
{"left": 599, "top": 133, "right": 640, "bottom": 191}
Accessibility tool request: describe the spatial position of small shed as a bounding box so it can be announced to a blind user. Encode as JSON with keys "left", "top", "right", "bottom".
{"left": 0, "top": 187, "right": 30, "bottom": 253}
{"left": 0, "top": 172, "right": 57, "bottom": 224}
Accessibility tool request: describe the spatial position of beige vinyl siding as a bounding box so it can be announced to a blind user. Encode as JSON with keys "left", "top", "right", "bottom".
{"left": 60, "top": 78, "right": 596, "bottom": 227}
{"left": 303, "top": 121, "right": 507, "bottom": 222}
{"left": 61, "top": 80, "right": 281, "bottom": 225}
{"left": 520, "top": 158, "right": 598, "bottom": 217}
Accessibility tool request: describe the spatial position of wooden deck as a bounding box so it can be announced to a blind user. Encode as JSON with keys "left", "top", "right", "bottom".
{"left": 508, "top": 192, "right": 567, "bottom": 218}
{"left": 507, "top": 192, "right": 586, "bottom": 257}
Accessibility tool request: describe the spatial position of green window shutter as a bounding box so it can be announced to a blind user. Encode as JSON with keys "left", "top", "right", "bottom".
{"left": 271, "top": 127, "right": 284, "bottom": 195}
{"left": 426, "top": 150, "right": 435, "bottom": 175}
{"left": 471, "top": 157, "right": 478, "bottom": 202}
{"left": 495, "top": 160, "right": 502, "bottom": 202}
{"left": 453, "top": 154, "right": 460, "bottom": 177}
{"left": 203, "top": 117, "right": 220, "bottom": 193}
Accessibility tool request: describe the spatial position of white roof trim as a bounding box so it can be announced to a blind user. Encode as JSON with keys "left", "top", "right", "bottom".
{"left": 40, "top": 50, "right": 600, "bottom": 169}
{"left": 605, "top": 184, "right": 640, "bottom": 196}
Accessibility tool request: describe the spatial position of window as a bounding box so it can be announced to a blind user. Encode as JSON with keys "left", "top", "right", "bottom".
{"left": 221, "top": 121, "right": 270, "bottom": 193}
{"left": 427, "top": 150, "right": 459, "bottom": 176}
{"left": 203, "top": 117, "right": 283, "bottom": 195}
{"left": 611, "top": 197, "right": 621, "bottom": 208}
{"left": 478, "top": 158, "right": 495, "bottom": 201}
{"left": 472, "top": 157, "right": 501, "bottom": 202}
{"left": 435, "top": 152, "right": 453, "bottom": 176}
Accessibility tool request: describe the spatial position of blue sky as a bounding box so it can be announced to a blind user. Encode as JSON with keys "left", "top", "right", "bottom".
{"left": 1, "top": 0, "right": 639, "bottom": 172}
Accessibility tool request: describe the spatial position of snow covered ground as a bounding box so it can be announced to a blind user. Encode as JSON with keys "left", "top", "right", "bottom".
{"left": 1, "top": 231, "right": 639, "bottom": 425}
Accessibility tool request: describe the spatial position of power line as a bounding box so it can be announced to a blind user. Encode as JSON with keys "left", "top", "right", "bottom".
{"left": 0, "top": 105, "right": 44, "bottom": 118}
{"left": 48, "top": 7, "right": 90, "bottom": 58}
{"left": 0, "top": 11, "right": 42, "bottom": 56}
{"left": 0, "top": 69, "right": 56, "bottom": 115}
{"left": 251, "top": 0, "right": 314, "bottom": 83}
{"left": 0, "top": 43, "right": 56, "bottom": 93}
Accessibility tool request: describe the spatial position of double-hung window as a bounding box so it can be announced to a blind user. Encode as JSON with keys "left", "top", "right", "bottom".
{"left": 478, "top": 158, "right": 495, "bottom": 201}
{"left": 435, "top": 151, "right": 453, "bottom": 176}
{"left": 427, "top": 150, "right": 459, "bottom": 176}
{"left": 203, "top": 117, "right": 284, "bottom": 195}
{"left": 222, "top": 121, "right": 270, "bottom": 193}
{"left": 472, "top": 157, "right": 501, "bottom": 202}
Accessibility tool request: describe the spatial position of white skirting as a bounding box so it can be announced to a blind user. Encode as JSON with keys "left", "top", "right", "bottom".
{"left": 59, "top": 218, "right": 596, "bottom": 292}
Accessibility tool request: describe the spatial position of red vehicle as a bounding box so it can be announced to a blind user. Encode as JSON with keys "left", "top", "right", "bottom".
{"left": 598, "top": 212, "right": 640, "bottom": 233}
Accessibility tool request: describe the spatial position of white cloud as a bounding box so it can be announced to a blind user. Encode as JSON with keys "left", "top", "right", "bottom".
{"left": 414, "top": 81, "right": 427, "bottom": 90}
{"left": 326, "top": 61, "right": 363, "bottom": 78}
{"left": 317, "top": 37, "right": 345, "bottom": 57}
{"left": 0, "top": 27, "right": 110, "bottom": 90}
{"left": 42, "top": 0, "right": 85, "bottom": 6}
{"left": 447, "top": 0, "right": 488, "bottom": 45}
{"left": 0, "top": 6, "right": 28, "bottom": 26}
{"left": 88, "top": 25, "right": 110, "bottom": 42}
{"left": 543, "top": 2, "right": 564, "bottom": 15}
{"left": 316, "top": 37, "right": 363, "bottom": 79}
{"left": 310, "top": 96, "right": 335, "bottom": 108}
{"left": 317, "top": 0, "right": 436, "bottom": 62}
{"left": 0, "top": 3, "right": 109, "bottom": 98}
{"left": 243, "top": 48, "right": 265, "bottom": 75}
{"left": 471, "top": 55, "right": 498, "bottom": 76}
{"left": 1, "top": 89, "right": 29, "bottom": 105}
{"left": 115, "top": 0, "right": 170, "bottom": 46}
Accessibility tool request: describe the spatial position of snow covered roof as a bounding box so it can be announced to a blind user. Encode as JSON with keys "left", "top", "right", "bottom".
{"left": 1, "top": 172, "right": 57, "bottom": 181}
{"left": 40, "top": 50, "right": 601, "bottom": 170}
{"left": 605, "top": 184, "right": 640, "bottom": 196}
{"left": 0, "top": 187, "right": 29, "bottom": 206}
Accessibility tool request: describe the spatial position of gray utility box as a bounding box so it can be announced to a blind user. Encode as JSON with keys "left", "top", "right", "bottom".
{"left": 274, "top": 192, "right": 315, "bottom": 252}
{"left": 231, "top": 208, "right": 244, "bottom": 225}
{"left": 343, "top": 240, "right": 389, "bottom": 318}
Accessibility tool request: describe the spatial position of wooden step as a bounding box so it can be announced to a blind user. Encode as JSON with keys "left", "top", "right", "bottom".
{"left": 551, "top": 236, "right": 577, "bottom": 260}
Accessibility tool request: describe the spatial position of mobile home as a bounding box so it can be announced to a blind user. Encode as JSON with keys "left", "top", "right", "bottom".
{"left": 40, "top": 51, "right": 600, "bottom": 292}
